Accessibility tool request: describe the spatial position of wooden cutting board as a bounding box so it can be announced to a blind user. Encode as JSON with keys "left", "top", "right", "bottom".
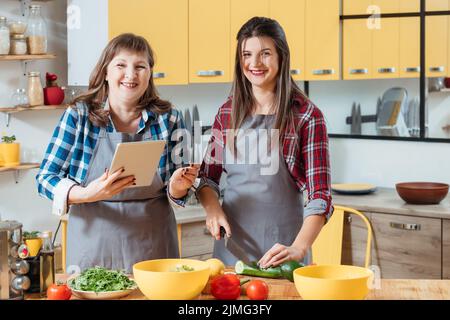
{"left": 201, "top": 269, "right": 300, "bottom": 299}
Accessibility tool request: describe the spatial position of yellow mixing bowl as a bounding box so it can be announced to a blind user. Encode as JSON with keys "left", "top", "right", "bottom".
{"left": 293, "top": 265, "right": 374, "bottom": 300}
{"left": 133, "top": 259, "right": 210, "bottom": 300}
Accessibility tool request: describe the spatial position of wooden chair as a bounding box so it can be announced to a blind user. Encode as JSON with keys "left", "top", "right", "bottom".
{"left": 311, "top": 205, "right": 372, "bottom": 268}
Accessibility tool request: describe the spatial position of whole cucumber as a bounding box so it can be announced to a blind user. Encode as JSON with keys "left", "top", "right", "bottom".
{"left": 234, "top": 260, "right": 283, "bottom": 278}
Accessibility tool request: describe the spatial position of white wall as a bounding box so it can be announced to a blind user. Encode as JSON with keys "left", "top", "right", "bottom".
{"left": 1, "top": 1, "right": 450, "bottom": 239}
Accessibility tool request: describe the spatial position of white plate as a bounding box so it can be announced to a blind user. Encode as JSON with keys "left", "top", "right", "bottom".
{"left": 68, "top": 277, "right": 138, "bottom": 300}
{"left": 331, "top": 183, "right": 377, "bottom": 195}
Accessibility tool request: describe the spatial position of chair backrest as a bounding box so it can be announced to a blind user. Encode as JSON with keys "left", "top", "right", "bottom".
{"left": 311, "top": 205, "right": 372, "bottom": 268}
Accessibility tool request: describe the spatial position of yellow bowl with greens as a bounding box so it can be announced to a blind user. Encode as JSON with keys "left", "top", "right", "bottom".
{"left": 133, "top": 259, "right": 210, "bottom": 300}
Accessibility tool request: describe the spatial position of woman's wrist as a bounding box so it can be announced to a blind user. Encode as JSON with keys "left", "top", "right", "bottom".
{"left": 68, "top": 185, "right": 92, "bottom": 204}
{"left": 168, "top": 179, "right": 188, "bottom": 199}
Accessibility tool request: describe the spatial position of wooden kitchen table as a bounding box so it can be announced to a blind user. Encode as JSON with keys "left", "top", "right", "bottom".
{"left": 25, "top": 274, "right": 450, "bottom": 300}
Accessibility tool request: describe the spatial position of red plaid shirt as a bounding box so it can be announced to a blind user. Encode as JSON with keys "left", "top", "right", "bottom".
{"left": 199, "top": 94, "right": 333, "bottom": 218}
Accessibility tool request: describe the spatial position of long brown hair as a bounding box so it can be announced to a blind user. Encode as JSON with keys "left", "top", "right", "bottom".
{"left": 230, "top": 16, "right": 306, "bottom": 138}
{"left": 72, "top": 33, "right": 171, "bottom": 127}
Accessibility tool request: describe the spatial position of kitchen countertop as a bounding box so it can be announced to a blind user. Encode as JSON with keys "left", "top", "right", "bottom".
{"left": 332, "top": 187, "right": 450, "bottom": 219}
{"left": 174, "top": 187, "right": 450, "bottom": 224}
{"left": 25, "top": 273, "right": 450, "bottom": 300}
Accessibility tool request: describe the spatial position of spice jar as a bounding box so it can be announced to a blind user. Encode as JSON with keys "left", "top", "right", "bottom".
{"left": 27, "top": 72, "right": 44, "bottom": 107}
{"left": 8, "top": 20, "right": 27, "bottom": 35}
{"left": 26, "top": 5, "right": 47, "bottom": 54}
{"left": 0, "top": 16, "right": 10, "bottom": 55}
{"left": 10, "top": 34, "right": 27, "bottom": 55}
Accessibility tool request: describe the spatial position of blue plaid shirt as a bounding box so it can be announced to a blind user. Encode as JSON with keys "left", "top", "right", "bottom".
{"left": 36, "top": 102, "right": 187, "bottom": 215}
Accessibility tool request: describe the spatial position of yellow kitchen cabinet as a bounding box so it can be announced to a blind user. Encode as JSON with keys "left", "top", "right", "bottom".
{"left": 230, "top": 0, "right": 270, "bottom": 77}
{"left": 399, "top": 18, "right": 420, "bottom": 78}
{"left": 426, "top": 16, "right": 447, "bottom": 77}
{"left": 372, "top": 0, "right": 399, "bottom": 13}
{"left": 343, "top": 0, "right": 371, "bottom": 15}
{"left": 427, "top": 0, "right": 449, "bottom": 11}
{"left": 109, "top": 0, "right": 188, "bottom": 85}
{"left": 373, "top": 18, "right": 399, "bottom": 79}
{"left": 305, "top": 0, "right": 340, "bottom": 80}
{"left": 343, "top": 20, "right": 372, "bottom": 80}
{"left": 399, "top": 0, "right": 419, "bottom": 12}
{"left": 270, "top": 0, "right": 305, "bottom": 81}
{"left": 189, "top": 0, "right": 230, "bottom": 83}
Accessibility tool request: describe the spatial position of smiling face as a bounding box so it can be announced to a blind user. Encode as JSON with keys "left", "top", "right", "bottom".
{"left": 105, "top": 49, "right": 151, "bottom": 106}
{"left": 241, "top": 36, "right": 280, "bottom": 92}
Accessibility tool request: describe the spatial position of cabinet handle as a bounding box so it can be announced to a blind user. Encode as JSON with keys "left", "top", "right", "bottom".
{"left": 349, "top": 68, "right": 368, "bottom": 75}
{"left": 390, "top": 222, "right": 421, "bottom": 231}
{"left": 429, "top": 66, "right": 444, "bottom": 72}
{"left": 405, "top": 67, "right": 420, "bottom": 73}
{"left": 153, "top": 72, "right": 165, "bottom": 79}
{"left": 197, "top": 70, "right": 224, "bottom": 77}
{"left": 312, "top": 69, "right": 334, "bottom": 75}
{"left": 378, "top": 67, "right": 396, "bottom": 73}
{"left": 290, "top": 69, "right": 301, "bottom": 75}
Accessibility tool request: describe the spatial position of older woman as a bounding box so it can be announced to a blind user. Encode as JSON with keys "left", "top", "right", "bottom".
{"left": 36, "top": 33, "right": 197, "bottom": 272}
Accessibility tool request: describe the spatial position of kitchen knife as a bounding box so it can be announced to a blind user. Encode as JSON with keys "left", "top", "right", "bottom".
{"left": 192, "top": 104, "right": 202, "bottom": 164}
{"left": 220, "top": 227, "right": 252, "bottom": 266}
{"left": 184, "top": 108, "right": 193, "bottom": 162}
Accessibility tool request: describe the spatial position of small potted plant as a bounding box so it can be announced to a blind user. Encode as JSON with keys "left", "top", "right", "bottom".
{"left": 23, "top": 230, "right": 43, "bottom": 257}
{"left": 0, "top": 135, "right": 20, "bottom": 167}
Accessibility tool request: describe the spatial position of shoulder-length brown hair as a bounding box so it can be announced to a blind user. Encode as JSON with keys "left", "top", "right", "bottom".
{"left": 72, "top": 33, "right": 171, "bottom": 127}
{"left": 230, "top": 16, "right": 306, "bottom": 138}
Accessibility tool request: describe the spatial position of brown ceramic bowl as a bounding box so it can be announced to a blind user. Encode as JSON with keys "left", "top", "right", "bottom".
{"left": 395, "top": 182, "right": 449, "bottom": 204}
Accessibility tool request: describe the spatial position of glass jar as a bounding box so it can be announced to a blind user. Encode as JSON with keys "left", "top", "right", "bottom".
{"left": 11, "top": 88, "right": 28, "bottom": 107}
{"left": 27, "top": 72, "right": 44, "bottom": 106}
{"left": 0, "top": 16, "right": 10, "bottom": 55}
{"left": 8, "top": 19, "right": 27, "bottom": 35}
{"left": 10, "top": 34, "right": 27, "bottom": 55}
{"left": 26, "top": 5, "right": 47, "bottom": 54}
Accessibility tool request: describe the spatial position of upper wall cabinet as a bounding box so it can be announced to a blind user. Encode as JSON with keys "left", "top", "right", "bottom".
{"left": 399, "top": 0, "right": 419, "bottom": 12}
{"left": 230, "top": 0, "right": 270, "bottom": 77}
{"left": 427, "top": 0, "right": 449, "bottom": 11}
{"left": 305, "top": 0, "right": 340, "bottom": 80}
{"left": 399, "top": 17, "right": 420, "bottom": 78}
{"left": 189, "top": 0, "right": 231, "bottom": 83}
{"left": 426, "top": 16, "right": 448, "bottom": 77}
{"left": 343, "top": 0, "right": 371, "bottom": 15}
{"left": 343, "top": 19, "right": 372, "bottom": 79}
{"left": 109, "top": 0, "right": 188, "bottom": 85}
{"left": 372, "top": 18, "right": 400, "bottom": 78}
{"left": 270, "top": 0, "right": 306, "bottom": 81}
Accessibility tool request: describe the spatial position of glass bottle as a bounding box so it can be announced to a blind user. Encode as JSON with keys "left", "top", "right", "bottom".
{"left": 0, "top": 16, "right": 10, "bottom": 55}
{"left": 39, "top": 231, "right": 55, "bottom": 297}
{"left": 26, "top": 5, "right": 47, "bottom": 54}
{"left": 27, "top": 72, "right": 44, "bottom": 106}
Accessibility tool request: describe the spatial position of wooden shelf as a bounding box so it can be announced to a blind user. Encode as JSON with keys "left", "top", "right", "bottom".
{"left": 0, "top": 54, "right": 56, "bottom": 61}
{"left": 0, "top": 104, "right": 68, "bottom": 114}
{"left": 0, "top": 163, "right": 40, "bottom": 173}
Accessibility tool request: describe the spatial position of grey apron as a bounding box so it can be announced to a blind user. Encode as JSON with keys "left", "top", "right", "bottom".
{"left": 215, "top": 114, "right": 309, "bottom": 266}
{"left": 67, "top": 120, "right": 179, "bottom": 273}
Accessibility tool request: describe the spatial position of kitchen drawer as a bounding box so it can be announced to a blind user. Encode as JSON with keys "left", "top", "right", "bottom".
{"left": 342, "top": 212, "right": 371, "bottom": 267}
{"left": 180, "top": 221, "right": 214, "bottom": 258}
{"left": 370, "top": 212, "right": 441, "bottom": 279}
{"left": 443, "top": 220, "right": 450, "bottom": 279}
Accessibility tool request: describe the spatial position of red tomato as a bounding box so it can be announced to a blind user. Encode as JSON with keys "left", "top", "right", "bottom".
{"left": 210, "top": 274, "right": 241, "bottom": 300}
{"left": 47, "top": 282, "right": 72, "bottom": 300}
{"left": 246, "top": 280, "right": 269, "bottom": 300}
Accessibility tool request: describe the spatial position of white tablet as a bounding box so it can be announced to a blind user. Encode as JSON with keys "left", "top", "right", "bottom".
{"left": 109, "top": 140, "right": 166, "bottom": 188}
